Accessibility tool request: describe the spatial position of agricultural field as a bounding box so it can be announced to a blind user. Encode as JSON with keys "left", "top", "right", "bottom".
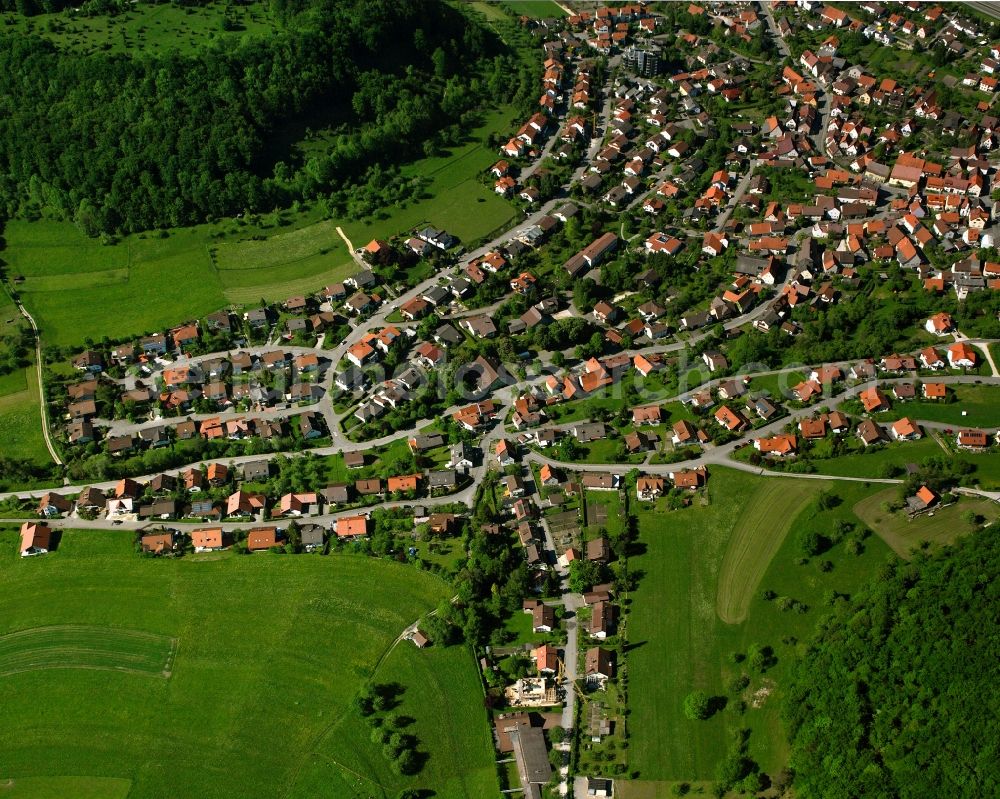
{"left": 0, "top": 528, "right": 497, "bottom": 799}
{"left": 626, "top": 470, "right": 893, "bottom": 790}
{"left": 1, "top": 1, "right": 277, "bottom": 57}
{"left": 853, "top": 488, "right": 1000, "bottom": 557}
{"left": 0, "top": 777, "right": 132, "bottom": 799}
{"left": 715, "top": 479, "right": 818, "bottom": 625}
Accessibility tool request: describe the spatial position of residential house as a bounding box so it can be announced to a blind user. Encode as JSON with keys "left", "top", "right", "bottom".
{"left": 19, "top": 522, "right": 52, "bottom": 557}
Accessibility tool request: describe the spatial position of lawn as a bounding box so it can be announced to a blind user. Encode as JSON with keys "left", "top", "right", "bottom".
{"left": 0, "top": 528, "right": 497, "bottom": 799}
{"left": 2, "top": 0, "right": 277, "bottom": 57}
{"left": 804, "top": 436, "right": 945, "bottom": 478}
{"left": 584, "top": 490, "right": 624, "bottom": 538}
{"left": 893, "top": 386, "right": 1000, "bottom": 427}
{"left": 853, "top": 488, "right": 1000, "bottom": 558}
{"left": 626, "top": 469, "right": 892, "bottom": 787}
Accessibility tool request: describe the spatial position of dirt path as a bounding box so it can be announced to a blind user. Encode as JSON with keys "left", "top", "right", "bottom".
{"left": 3, "top": 286, "right": 62, "bottom": 467}
{"left": 336, "top": 226, "right": 367, "bottom": 268}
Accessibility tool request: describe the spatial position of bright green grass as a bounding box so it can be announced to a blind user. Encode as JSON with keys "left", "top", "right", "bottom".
{"left": 584, "top": 490, "right": 624, "bottom": 537}
{"left": 892, "top": 386, "right": 1000, "bottom": 427}
{"left": 627, "top": 470, "right": 891, "bottom": 783}
{"left": 212, "top": 222, "right": 356, "bottom": 304}
{"left": 342, "top": 106, "right": 519, "bottom": 247}
{"left": 715, "top": 479, "right": 818, "bottom": 624}
{"left": 0, "top": 528, "right": 496, "bottom": 799}
{"left": 0, "top": 776, "right": 131, "bottom": 799}
{"left": 213, "top": 219, "right": 346, "bottom": 271}
{"left": 503, "top": 0, "right": 567, "bottom": 17}
{"left": 805, "top": 437, "right": 945, "bottom": 478}
{"left": 0, "top": 625, "right": 176, "bottom": 678}
{"left": 0, "top": 366, "right": 28, "bottom": 398}
{"left": 2, "top": 1, "right": 277, "bottom": 57}
{"left": 0, "top": 363, "right": 50, "bottom": 466}
{"left": 748, "top": 370, "right": 808, "bottom": 400}
{"left": 294, "top": 642, "right": 499, "bottom": 798}
{"left": 854, "top": 488, "right": 1000, "bottom": 558}
{"left": 5, "top": 219, "right": 225, "bottom": 346}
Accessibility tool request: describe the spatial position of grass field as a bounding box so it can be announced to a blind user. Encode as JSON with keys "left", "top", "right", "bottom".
{"left": 341, "top": 105, "right": 519, "bottom": 247}
{"left": 501, "top": 0, "right": 567, "bottom": 17}
{"left": 0, "top": 528, "right": 496, "bottom": 799}
{"left": 5, "top": 219, "right": 227, "bottom": 347}
{"left": 853, "top": 488, "right": 1000, "bottom": 557}
{"left": 0, "top": 777, "right": 132, "bottom": 799}
{"left": 627, "top": 470, "right": 893, "bottom": 785}
{"left": 2, "top": 1, "right": 277, "bottom": 56}
{"left": 891, "top": 386, "right": 1000, "bottom": 427}
{"left": 0, "top": 287, "right": 50, "bottom": 467}
{"left": 0, "top": 625, "right": 176, "bottom": 678}
{"left": 805, "top": 437, "right": 945, "bottom": 478}
{"left": 0, "top": 359, "right": 51, "bottom": 467}
{"left": 210, "top": 220, "right": 358, "bottom": 304}
{"left": 715, "top": 479, "right": 819, "bottom": 624}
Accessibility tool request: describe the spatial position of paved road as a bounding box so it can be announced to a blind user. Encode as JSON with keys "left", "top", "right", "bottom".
{"left": 759, "top": 1, "right": 791, "bottom": 59}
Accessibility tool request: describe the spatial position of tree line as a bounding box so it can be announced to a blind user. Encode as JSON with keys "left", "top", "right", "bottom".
{"left": 0, "top": 0, "right": 513, "bottom": 234}
{"left": 784, "top": 531, "right": 1000, "bottom": 798}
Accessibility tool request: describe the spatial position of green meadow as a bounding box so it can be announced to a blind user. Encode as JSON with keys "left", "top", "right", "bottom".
{"left": 0, "top": 292, "right": 51, "bottom": 468}
{"left": 2, "top": 1, "right": 278, "bottom": 57}
{"left": 853, "top": 487, "right": 1000, "bottom": 558}
{"left": 626, "top": 470, "right": 894, "bottom": 790}
{"left": 0, "top": 528, "right": 497, "bottom": 799}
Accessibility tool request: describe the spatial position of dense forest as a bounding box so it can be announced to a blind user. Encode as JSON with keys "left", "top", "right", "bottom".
{"left": 0, "top": 0, "right": 530, "bottom": 233}
{"left": 784, "top": 531, "right": 1000, "bottom": 798}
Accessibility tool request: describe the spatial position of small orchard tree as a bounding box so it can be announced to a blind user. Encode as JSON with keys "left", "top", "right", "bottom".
{"left": 683, "top": 690, "right": 713, "bottom": 721}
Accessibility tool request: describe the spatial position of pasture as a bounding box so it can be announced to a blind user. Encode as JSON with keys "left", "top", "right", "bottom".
{"left": 1, "top": 1, "right": 277, "bottom": 57}
{"left": 0, "top": 625, "right": 176, "bottom": 678}
{"left": 626, "top": 470, "right": 892, "bottom": 786}
{"left": 853, "top": 488, "right": 1000, "bottom": 557}
{"left": 715, "top": 479, "right": 819, "bottom": 624}
{"left": 0, "top": 528, "right": 497, "bottom": 799}
{"left": 0, "top": 361, "right": 51, "bottom": 468}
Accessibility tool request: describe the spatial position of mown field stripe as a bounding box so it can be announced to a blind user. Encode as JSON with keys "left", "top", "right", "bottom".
{"left": 715, "top": 480, "right": 823, "bottom": 624}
